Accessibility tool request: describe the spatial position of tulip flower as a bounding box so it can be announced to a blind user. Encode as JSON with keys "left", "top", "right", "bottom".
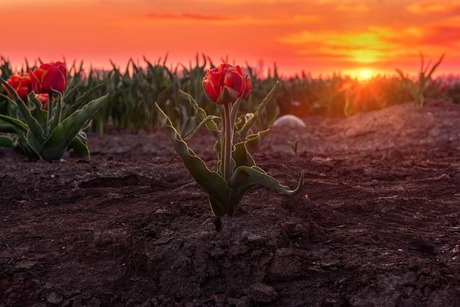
{"left": 202, "top": 64, "right": 250, "bottom": 105}
{"left": 30, "top": 61, "right": 68, "bottom": 94}
{"left": 2, "top": 73, "right": 32, "bottom": 100}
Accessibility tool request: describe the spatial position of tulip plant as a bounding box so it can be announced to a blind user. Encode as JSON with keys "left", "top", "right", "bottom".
{"left": 0, "top": 61, "right": 108, "bottom": 161}
{"left": 156, "top": 63, "right": 304, "bottom": 226}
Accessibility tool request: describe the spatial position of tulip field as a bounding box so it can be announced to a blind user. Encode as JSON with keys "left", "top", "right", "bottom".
{"left": 1, "top": 56, "right": 460, "bottom": 306}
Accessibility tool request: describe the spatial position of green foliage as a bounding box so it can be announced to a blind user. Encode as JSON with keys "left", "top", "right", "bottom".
{"left": 1, "top": 54, "right": 458, "bottom": 136}
{"left": 0, "top": 77, "right": 108, "bottom": 161}
{"left": 396, "top": 53, "right": 445, "bottom": 107}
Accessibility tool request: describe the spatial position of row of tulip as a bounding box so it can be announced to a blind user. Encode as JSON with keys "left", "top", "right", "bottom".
{"left": 1, "top": 56, "right": 457, "bottom": 136}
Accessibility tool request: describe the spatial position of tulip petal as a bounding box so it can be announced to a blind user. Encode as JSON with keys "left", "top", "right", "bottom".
{"left": 203, "top": 78, "right": 220, "bottom": 102}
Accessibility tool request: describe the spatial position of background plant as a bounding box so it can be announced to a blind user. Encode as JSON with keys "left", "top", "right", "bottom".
{"left": 1, "top": 54, "right": 459, "bottom": 136}
{"left": 396, "top": 53, "right": 445, "bottom": 107}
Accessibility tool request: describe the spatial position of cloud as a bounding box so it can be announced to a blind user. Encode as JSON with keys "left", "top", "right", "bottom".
{"left": 143, "top": 11, "right": 318, "bottom": 25}
{"left": 146, "top": 12, "right": 231, "bottom": 21}
{"left": 386, "top": 25, "right": 460, "bottom": 50}
{"left": 183, "top": 0, "right": 301, "bottom": 3}
{"left": 335, "top": 3, "right": 369, "bottom": 12}
{"left": 407, "top": 2, "right": 460, "bottom": 15}
{"left": 279, "top": 27, "right": 397, "bottom": 63}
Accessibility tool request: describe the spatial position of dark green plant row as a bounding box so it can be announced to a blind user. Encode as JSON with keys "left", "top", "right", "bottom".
{"left": 1, "top": 55, "right": 459, "bottom": 134}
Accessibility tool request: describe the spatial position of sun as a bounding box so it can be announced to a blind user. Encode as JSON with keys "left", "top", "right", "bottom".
{"left": 357, "top": 69, "right": 374, "bottom": 81}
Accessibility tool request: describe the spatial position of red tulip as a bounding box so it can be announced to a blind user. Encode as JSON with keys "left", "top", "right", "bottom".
{"left": 2, "top": 73, "right": 32, "bottom": 100}
{"left": 36, "top": 93, "right": 50, "bottom": 110}
{"left": 202, "top": 64, "right": 251, "bottom": 104}
{"left": 30, "top": 61, "right": 68, "bottom": 94}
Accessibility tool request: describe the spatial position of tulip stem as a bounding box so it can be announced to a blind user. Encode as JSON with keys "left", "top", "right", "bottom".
{"left": 46, "top": 92, "right": 54, "bottom": 136}
{"left": 223, "top": 103, "right": 233, "bottom": 181}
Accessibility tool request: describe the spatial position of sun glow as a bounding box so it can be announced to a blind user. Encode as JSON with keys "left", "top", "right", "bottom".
{"left": 357, "top": 69, "right": 374, "bottom": 81}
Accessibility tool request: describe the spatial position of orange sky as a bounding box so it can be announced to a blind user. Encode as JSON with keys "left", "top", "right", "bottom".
{"left": 1, "top": 0, "right": 460, "bottom": 77}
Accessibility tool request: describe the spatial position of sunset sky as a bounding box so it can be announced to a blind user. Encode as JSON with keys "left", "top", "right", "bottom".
{"left": 1, "top": 0, "right": 459, "bottom": 77}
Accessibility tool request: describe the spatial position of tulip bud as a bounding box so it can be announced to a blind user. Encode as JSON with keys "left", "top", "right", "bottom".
{"left": 36, "top": 93, "right": 50, "bottom": 110}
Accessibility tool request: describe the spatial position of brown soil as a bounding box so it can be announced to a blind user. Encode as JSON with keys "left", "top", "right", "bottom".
{"left": 1, "top": 99, "right": 460, "bottom": 306}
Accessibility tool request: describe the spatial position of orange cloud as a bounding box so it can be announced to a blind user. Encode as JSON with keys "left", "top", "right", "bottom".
{"left": 387, "top": 25, "right": 460, "bottom": 50}
{"left": 141, "top": 11, "right": 317, "bottom": 25}
{"left": 407, "top": 2, "right": 460, "bottom": 15}
{"left": 146, "top": 12, "right": 231, "bottom": 21}
{"left": 280, "top": 27, "right": 397, "bottom": 64}
{"left": 335, "top": 3, "right": 370, "bottom": 12}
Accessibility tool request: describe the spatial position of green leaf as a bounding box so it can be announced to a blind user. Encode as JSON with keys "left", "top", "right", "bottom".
{"left": 228, "top": 166, "right": 304, "bottom": 207}
{"left": 155, "top": 102, "right": 233, "bottom": 217}
{"left": 238, "top": 81, "right": 280, "bottom": 138}
{"left": 39, "top": 94, "right": 109, "bottom": 161}
{"left": 232, "top": 141, "right": 256, "bottom": 169}
{"left": 183, "top": 115, "right": 220, "bottom": 140}
{"left": 26, "top": 129, "right": 43, "bottom": 156}
{"left": 425, "top": 53, "right": 445, "bottom": 79}
{"left": 230, "top": 97, "right": 242, "bottom": 125}
{"left": 0, "top": 136, "right": 14, "bottom": 148}
{"left": 28, "top": 93, "right": 48, "bottom": 128}
{"left": 64, "top": 79, "right": 110, "bottom": 117}
{"left": 180, "top": 116, "right": 196, "bottom": 137}
{"left": 179, "top": 90, "right": 220, "bottom": 138}
{"left": 0, "top": 115, "right": 28, "bottom": 133}
{"left": 49, "top": 90, "right": 63, "bottom": 132}
{"left": 244, "top": 129, "right": 269, "bottom": 155}
{"left": 0, "top": 123, "right": 17, "bottom": 133}
{"left": 68, "top": 131, "right": 90, "bottom": 159}
{"left": 231, "top": 130, "right": 269, "bottom": 169}
{"left": 0, "top": 93, "right": 18, "bottom": 107}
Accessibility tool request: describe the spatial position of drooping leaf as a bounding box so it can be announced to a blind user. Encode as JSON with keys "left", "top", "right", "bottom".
{"left": 228, "top": 166, "right": 304, "bottom": 208}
